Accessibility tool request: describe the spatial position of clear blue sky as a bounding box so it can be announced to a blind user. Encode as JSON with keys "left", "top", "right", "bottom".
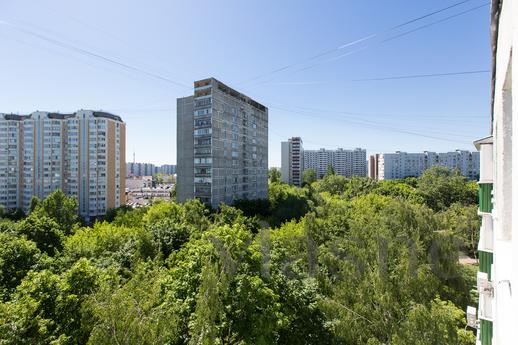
{"left": 0, "top": 0, "right": 491, "bottom": 166}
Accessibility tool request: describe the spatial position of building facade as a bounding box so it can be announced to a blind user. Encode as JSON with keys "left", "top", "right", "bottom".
{"left": 126, "top": 162, "right": 157, "bottom": 177}
{"left": 368, "top": 153, "right": 380, "bottom": 180}
{"left": 177, "top": 78, "right": 268, "bottom": 208}
{"left": 303, "top": 147, "right": 367, "bottom": 178}
{"left": 281, "top": 137, "right": 304, "bottom": 186}
{"left": 0, "top": 110, "right": 125, "bottom": 219}
{"left": 371, "top": 150, "right": 480, "bottom": 180}
{"left": 470, "top": 1, "right": 517, "bottom": 344}
{"left": 159, "top": 164, "right": 176, "bottom": 175}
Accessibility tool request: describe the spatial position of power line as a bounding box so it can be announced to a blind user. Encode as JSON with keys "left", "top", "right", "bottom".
{"left": 269, "top": 105, "right": 474, "bottom": 144}
{"left": 252, "top": 2, "right": 490, "bottom": 85}
{"left": 237, "top": 0, "right": 484, "bottom": 85}
{"left": 29, "top": 4, "right": 193, "bottom": 89}
{"left": 381, "top": 2, "right": 490, "bottom": 44}
{"left": 0, "top": 20, "right": 191, "bottom": 90}
{"left": 268, "top": 103, "right": 482, "bottom": 138}
{"left": 389, "top": 0, "right": 475, "bottom": 30}
{"left": 256, "top": 69, "right": 490, "bottom": 87}
{"left": 350, "top": 69, "right": 490, "bottom": 82}
{"left": 266, "top": 100, "right": 484, "bottom": 121}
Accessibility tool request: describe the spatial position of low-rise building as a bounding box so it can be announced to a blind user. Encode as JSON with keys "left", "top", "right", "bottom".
{"left": 126, "top": 176, "right": 153, "bottom": 190}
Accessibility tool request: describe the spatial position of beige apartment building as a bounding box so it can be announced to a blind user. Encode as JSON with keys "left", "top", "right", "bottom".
{"left": 0, "top": 110, "right": 125, "bottom": 219}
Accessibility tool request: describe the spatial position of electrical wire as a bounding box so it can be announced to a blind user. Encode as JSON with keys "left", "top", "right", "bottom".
{"left": 254, "top": 69, "right": 490, "bottom": 87}
{"left": 350, "top": 70, "right": 490, "bottom": 82}
{"left": 239, "top": 0, "right": 489, "bottom": 86}
{"left": 0, "top": 20, "right": 191, "bottom": 90}
{"left": 269, "top": 105, "right": 475, "bottom": 144}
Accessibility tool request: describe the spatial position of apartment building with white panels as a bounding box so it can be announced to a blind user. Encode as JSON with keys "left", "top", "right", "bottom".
{"left": 0, "top": 110, "right": 125, "bottom": 219}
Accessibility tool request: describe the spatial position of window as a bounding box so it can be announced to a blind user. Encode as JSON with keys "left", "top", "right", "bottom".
{"left": 195, "top": 108, "right": 212, "bottom": 117}
{"left": 195, "top": 138, "right": 211, "bottom": 146}
{"left": 195, "top": 147, "right": 211, "bottom": 155}
{"left": 195, "top": 98, "right": 211, "bottom": 108}
{"left": 194, "top": 158, "right": 212, "bottom": 164}
{"left": 195, "top": 167, "right": 211, "bottom": 175}
{"left": 194, "top": 128, "right": 212, "bottom": 136}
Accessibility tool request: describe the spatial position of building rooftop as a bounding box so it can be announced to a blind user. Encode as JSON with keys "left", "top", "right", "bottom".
{"left": 195, "top": 77, "right": 268, "bottom": 113}
{"left": 1, "top": 111, "right": 123, "bottom": 122}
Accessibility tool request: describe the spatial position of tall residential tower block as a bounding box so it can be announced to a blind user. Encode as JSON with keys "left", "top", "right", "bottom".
{"left": 177, "top": 78, "right": 268, "bottom": 208}
{"left": 0, "top": 110, "right": 125, "bottom": 219}
{"left": 281, "top": 137, "right": 304, "bottom": 186}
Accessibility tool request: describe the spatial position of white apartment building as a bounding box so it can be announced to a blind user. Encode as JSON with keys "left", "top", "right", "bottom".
{"left": 470, "top": 1, "right": 517, "bottom": 344}
{"left": 281, "top": 137, "right": 304, "bottom": 186}
{"left": 0, "top": 110, "right": 125, "bottom": 219}
{"left": 373, "top": 150, "right": 479, "bottom": 180}
{"left": 0, "top": 115, "right": 23, "bottom": 210}
{"left": 303, "top": 147, "right": 367, "bottom": 179}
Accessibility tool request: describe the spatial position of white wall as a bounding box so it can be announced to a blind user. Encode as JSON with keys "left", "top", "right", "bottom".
{"left": 491, "top": 0, "right": 518, "bottom": 343}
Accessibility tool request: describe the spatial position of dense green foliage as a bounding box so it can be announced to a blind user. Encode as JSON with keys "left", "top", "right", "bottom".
{"left": 302, "top": 168, "right": 317, "bottom": 186}
{"left": 269, "top": 167, "right": 282, "bottom": 184}
{"left": 0, "top": 167, "right": 478, "bottom": 344}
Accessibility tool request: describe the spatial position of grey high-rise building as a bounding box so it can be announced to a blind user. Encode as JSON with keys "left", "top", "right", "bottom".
{"left": 281, "top": 137, "right": 304, "bottom": 186}
{"left": 176, "top": 78, "right": 268, "bottom": 208}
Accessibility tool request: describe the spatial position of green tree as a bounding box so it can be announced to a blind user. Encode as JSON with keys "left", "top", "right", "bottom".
{"left": 32, "top": 190, "right": 80, "bottom": 234}
{"left": 0, "top": 259, "right": 101, "bottom": 345}
{"left": 188, "top": 262, "right": 223, "bottom": 345}
{"left": 0, "top": 233, "right": 41, "bottom": 300}
{"left": 87, "top": 265, "right": 180, "bottom": 345}
{"left": 145, "top": 218, "right": 192, "bottom": 259}
{"left": 302, "top": 168, "right": 317, "bottom": 186}
{"left": 438, "top": 203, "right": 480, "bottom": 258}
{"left": 269, "top": 167, "right": 282, "bottom": 183}
{"left": 0, "top": 207, "right": 25, "bottom": 221}
{"left": 105, "top": 205, "right": 149, "bottom": 228}
{"left": 17, "top": 214, "right": 64, "bottom": 256}
{"left": 417, "top": 167, "right": 477, "bottom": 211}
{"left": 324, "top": 164, "right": 335, "bottom": 177}
{"left": 29, "top": 196, "right": 39, "bottom": 213}
{"left": 171, "top": 183, "right": 177, "bottom": 200}
{"left": 268, "top": 183, "right": 310, "bottom": 227}
{"left": 313, "top": 174, "right": 348, "bottom": 195}
{"left": 391, "top": 298, "right": 475, "bottom": 345}
{"left": 63, "top": 221, "right": 147, "bottom": 269}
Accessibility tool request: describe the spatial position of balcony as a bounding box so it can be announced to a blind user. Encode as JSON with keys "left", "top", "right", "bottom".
{"left": 195, "top": 150, "right": 211, "bottom": 157}
{"left": 194, "top": 186, "right": 211, "bottom": 196}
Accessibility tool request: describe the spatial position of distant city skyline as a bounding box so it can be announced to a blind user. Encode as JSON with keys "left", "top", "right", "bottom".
{"left": 0, "top": 0, "right": 491, "bottom": 166}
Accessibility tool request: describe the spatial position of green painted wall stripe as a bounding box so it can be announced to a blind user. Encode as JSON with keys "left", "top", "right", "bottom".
{"left": 480, "top": 319, "right": 493, "bottom": 345}
{"left": 479, "top": 183, "right": 493, "bottom": 213}
{"left": 479, "top": 250, "right": 493, "bottom": 280}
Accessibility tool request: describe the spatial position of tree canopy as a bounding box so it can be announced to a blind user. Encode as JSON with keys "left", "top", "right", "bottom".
{"left": 0, "top": 168, "right": 478, "bottom": 344}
